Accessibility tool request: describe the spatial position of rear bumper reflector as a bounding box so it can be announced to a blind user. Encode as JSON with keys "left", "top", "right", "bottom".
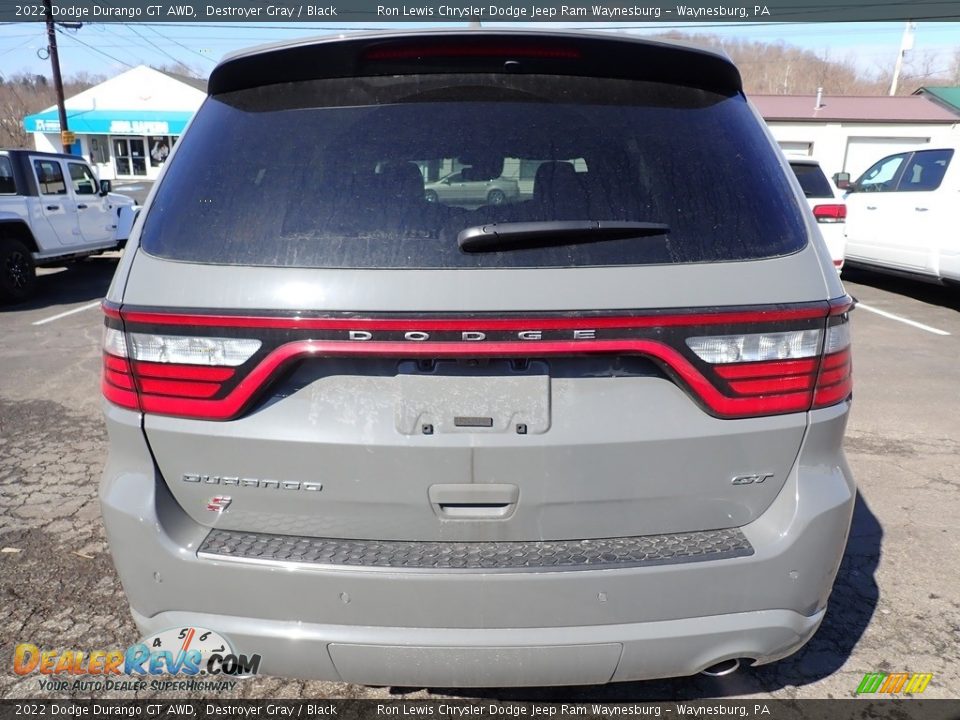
{"left": 198, "top": 527, "right": 753, "bottom": 573}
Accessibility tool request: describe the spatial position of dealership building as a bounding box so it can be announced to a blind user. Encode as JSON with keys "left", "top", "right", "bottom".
{"left": 23, "top": 65, "right": 205, "bottom": 181}
{"left": 754, "top": 93, "right": 960, "bottom": 181}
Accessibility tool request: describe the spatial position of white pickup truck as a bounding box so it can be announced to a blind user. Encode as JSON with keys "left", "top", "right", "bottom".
{"left": 0, "top": 149, "right": 138, "bottom": 302}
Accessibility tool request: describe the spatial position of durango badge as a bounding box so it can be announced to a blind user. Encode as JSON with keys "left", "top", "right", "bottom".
{"left": 183, "top": 474, "right": 322, "bottom": 492}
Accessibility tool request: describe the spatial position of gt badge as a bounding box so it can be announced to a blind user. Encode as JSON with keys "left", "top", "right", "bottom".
{"left": 731, "top": 473, "right": 774, "bottom": 486}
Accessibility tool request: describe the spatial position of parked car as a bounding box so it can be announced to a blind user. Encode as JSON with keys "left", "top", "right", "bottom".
{"left": 843, "top": 146, "right": 959, "bottom": 284}
{"left": 99, "top": 30, "right": 854, "bottom": 687}
{"left": 0, "top": 149, "right": 138, "bottom": 302}
{"left": 787, "top": 157, "right": 847, "bottom": 272}
{"left": 424, "top": 170, "right": 520, "bottom": 205}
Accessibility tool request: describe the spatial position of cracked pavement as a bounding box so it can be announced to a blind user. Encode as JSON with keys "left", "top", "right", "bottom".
{"left": 0, "top": 258, "right": 958, "bottom": 701}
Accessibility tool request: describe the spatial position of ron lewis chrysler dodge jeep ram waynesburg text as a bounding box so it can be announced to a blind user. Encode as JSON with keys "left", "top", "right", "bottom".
{"left": 98, "top": 30, "right": 856, "bottom": 687}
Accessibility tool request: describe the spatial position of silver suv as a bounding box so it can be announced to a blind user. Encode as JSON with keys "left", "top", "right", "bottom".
{"left": 100, "top": 30, "right": 855, "bottom": 687}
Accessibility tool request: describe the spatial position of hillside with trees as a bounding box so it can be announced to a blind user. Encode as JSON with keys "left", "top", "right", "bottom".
{"left": 2, "top": 37, "right": 958, "bottom": 149}
{"left": 660, "top": 32, "right": 960, "bottom": 95}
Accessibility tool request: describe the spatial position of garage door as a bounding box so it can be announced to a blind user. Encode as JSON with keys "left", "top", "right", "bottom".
{"left": 779, "top": 141, "right": 813, "bottom": 156}
{"left": 844, "top": 137, "right": 929, "bottom": 179}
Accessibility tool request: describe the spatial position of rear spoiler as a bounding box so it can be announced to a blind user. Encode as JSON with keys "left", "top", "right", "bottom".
{"left": 208, "top": 30, "right": 742, "bottom": 97}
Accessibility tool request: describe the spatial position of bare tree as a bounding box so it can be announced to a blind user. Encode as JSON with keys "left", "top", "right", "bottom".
{"left": 0, "top": 72, "right": 103, "bottom": 149}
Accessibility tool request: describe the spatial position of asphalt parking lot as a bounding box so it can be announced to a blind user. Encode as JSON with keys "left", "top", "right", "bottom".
{"left": 0, "top": 256, "right": 958, "bottom": 701}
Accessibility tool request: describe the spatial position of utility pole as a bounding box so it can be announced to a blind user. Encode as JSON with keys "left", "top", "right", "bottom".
{"left": 42, "top": 0, "right": 73, "bottom": 153}
{"left": 889, "top": 21, "right": 915, "bottom": 96}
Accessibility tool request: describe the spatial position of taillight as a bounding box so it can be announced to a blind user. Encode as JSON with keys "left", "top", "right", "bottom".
{"left": 101, "top": 298, "right": 852, "bottom": 421}
{"left": 101, "top": 320, "right": 260, "bottom": 416}
{"left": 813, "top": 319, "right": 852, "bottom": 408}
{"left": 682, "top": 306, "right": 852, "bottom": 416}
{"left": 101, "top": 327, "right": 139, "bottom": 411}
{"left": 813, "top": 204, "right": 846, "bottom": 223}
{"left": 686, "top": 328, "right": 825, "bottom": 415}
{"left": 363, "top": 44, "right": 581, "bottom": 61}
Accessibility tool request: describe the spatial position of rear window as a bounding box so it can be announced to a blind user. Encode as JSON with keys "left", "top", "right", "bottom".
{"left": 141, "top": 74, "right": 807, "bottom": 269}
{"left": 789, "top": 162, "right": 834, "bottom": 199}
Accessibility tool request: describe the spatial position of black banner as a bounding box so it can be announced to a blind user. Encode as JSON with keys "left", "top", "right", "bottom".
{"left": 5, "top": 0, "right": 960, "bottom": 23}
{"left": 2, "top": 700, "right": 960, "bottom": 720}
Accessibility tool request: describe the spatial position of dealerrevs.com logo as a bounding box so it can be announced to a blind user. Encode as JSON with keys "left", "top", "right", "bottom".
{"left": 13, "top": 627, "right": 261, "bottom": 692}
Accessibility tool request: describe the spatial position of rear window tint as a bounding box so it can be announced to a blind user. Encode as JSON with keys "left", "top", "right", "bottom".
{"left": 789, "top": 162, "right": 834, "bottom": 199}
{"left": 141, "top": 74, "right": 807, "bottom": 269}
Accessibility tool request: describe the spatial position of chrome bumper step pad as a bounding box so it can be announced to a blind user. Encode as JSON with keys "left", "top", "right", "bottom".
{"left": 198, "top": 527, "right": 753, "bottom": 573}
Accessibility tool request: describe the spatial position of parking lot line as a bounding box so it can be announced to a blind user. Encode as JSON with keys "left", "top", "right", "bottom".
{"left": 31, "top": 300, "right": 103, "bottom": 327}
{"left": 856, "top": 302, "right": 951, "bottom": 336}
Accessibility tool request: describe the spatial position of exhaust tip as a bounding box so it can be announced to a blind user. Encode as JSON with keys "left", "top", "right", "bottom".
{"left": 700, "top": 658, "right": 740, "bottom": 677}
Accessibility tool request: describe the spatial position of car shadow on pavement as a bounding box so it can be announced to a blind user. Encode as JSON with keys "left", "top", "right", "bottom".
{"left": 842, "top": 268, "right": 960, "bottom": 312}
{"left": 415, "top": 493, "right": 882, "bottom": 702}
{"left": 0, "top": 255, "right": 119, "bottom": 313}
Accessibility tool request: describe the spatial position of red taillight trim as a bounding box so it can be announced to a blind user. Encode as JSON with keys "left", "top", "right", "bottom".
{"left": 101, "top": 298, "right": 854, "bottom": 420}
{"left": 113, "top": 305, "right": 831, "bottom": 331}
{"left": 813, "top": 204, "right": 847, "bottom": 223}
{"left": 133, "top": 361, "right": 235, "bottom": 382}
{"left": 137, "top": 377, "right": 223, "bottom": 399}
{"left": 101, "top": 379, "right": 140, "bottom": 410}
{"left": 363, "top": 45, "right": 582, "bottom": 61}
{"left": 714, "top": 358, "right": 818, "bottom": 380}
{"left": 813, "top": 348, "right": 852, "bottom": 408}
{"left": 828, "top": 296, "right": 855, "bottom": 315}
{"left": 104, "top": 354, "right": 130, "bottom": 374}
{"left": 101, "top": 300, "right": 121, "bottom": 320}
{"left": 727, "top": 375, "right": 816, "bottom": 396}
{"left": 104, "top": 368, "right": 135, "bottom": 390}
{"left": 101, "top": 352, "right": 140, "bottom": 411}
{"left": 131, "top": 339, "right": 818, "bottom": 421}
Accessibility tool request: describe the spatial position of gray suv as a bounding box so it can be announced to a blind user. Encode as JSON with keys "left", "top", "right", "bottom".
{"left": 100, "top": 30, "right": 855, "bottom": 687}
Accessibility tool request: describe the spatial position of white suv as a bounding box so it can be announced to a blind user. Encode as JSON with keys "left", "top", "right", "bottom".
{"left": 844, "top": 147, "right": 959, "bottom": 284}
{"left": 0, "top": 149, "right": 138, "bottom": 302}
{"left": 788, "top": 157, "right": 847, "bottom": 273}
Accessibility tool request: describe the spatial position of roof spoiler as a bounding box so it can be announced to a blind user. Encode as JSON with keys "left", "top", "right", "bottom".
{"left": 208, "top": 30, "right": 742, "bottom": 97}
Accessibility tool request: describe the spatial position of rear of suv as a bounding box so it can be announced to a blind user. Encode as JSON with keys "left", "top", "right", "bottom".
{"left": 99, "top": 31, "right": 855, "bottom": 687}
{"left": 787, "top": 157, "right": 847, "bottom": 273}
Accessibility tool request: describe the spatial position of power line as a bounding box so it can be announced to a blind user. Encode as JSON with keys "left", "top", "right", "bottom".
{"left": 0, "top": 34, "right": 37, "bottom": 57}
{"left": 55, "top": 26, "right": 135, "bottom": 68}
{"left": 95, "top": 24, "right": 166, "bottom": 67}
{"left": 144, "top": 23, "right": 216, "bottom": 63}
{"left": 128, "top": 23, "right": 190, "bottom": 66}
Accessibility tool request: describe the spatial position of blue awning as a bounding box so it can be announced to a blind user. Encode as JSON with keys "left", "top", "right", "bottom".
{"left": 23, "top": 109, "right": 194, "bottom": 135}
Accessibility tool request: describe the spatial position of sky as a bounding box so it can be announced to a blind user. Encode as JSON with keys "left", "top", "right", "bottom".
{"left": 0, "top": 20, "right": 958, "bottom": 81}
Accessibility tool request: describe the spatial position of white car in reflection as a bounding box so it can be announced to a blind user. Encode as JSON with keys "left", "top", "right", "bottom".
{"left": 424, "top": 171, "right": 520, "bottom": 206}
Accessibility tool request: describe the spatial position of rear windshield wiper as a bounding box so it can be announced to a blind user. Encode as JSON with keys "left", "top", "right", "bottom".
{"left": 458, "top": 221, "right": 670, "bottom": 253}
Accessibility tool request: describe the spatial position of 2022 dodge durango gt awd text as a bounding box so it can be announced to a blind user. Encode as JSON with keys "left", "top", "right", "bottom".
{"left": 98, "top": 31, "right": 856, "bottom": 687}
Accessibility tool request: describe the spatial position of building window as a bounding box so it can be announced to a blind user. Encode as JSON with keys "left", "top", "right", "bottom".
{"left": 113, "top": 138, "right": 147, "bottom": 177}
{"left": 148, "top": 136, "right": 172, "bottom": 165}
{"left": 89, "top": 136, "right": 110, "bottom": 164}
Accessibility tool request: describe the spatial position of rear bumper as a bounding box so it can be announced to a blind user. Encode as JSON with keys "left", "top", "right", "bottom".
{"left": 100, "top": 402, "right": 855, "bottom": 686}
{"left": 131, "top": 606, "right": 824, "bottom": 686}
